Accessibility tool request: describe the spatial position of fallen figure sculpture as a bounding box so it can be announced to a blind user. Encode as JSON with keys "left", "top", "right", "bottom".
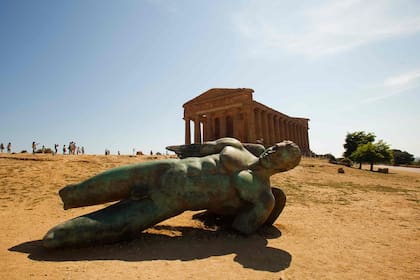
{"left": 43, "top": 137, "right": 301, "bottom": 248}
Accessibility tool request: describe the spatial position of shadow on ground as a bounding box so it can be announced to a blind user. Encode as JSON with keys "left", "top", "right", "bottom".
{"left": 9, "top": 225, "right": 291, "bottom": 272}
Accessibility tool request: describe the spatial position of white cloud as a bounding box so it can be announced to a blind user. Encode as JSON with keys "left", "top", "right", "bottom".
{"left": 233, "top": 0, "right": 420, "bottom": 58}
{"left": 362, "top": 69, "right": 420, "bottom": 103}
{"left": 383, "top": 70, "right": 420, "bottom": 87}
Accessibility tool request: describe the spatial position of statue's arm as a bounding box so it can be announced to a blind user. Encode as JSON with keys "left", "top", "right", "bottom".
{"left": 232, "top": 171, "right": 275, "bottom": 234}
{"left": 166, "top": 137, "right": 243, "bottom": 158}
{"left": 242, "top": 143, "right": 265, "bottom": 157}
{"left": 232, "top": 190, "right": 275, "bottom": 234}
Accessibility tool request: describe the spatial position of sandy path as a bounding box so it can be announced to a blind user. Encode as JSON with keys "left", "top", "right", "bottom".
{"left": 376, "top": 164, "right": 420, "bottom": 174}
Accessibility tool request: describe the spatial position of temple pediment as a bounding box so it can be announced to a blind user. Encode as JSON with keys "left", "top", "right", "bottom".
{"left": 183, "top": 88, "right": 254, "bottom": 107}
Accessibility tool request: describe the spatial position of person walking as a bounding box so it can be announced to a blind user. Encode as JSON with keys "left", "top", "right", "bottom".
{"left": 32, "top": 142, "right": 37, "bottom": 154}
{"left": 7, "top": 142, "right": 11, "bottom": 153}
{"left": 0, "top": 143, "right": 4, "bottom": 153}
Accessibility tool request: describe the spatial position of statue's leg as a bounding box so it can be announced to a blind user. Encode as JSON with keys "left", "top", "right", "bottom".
{"left": 59, "top": 161, "right": 173, "bottom": 209}
{"left": 264, "top": 187, "right": 286, "bottom": 225}
{"left": 43, "top": 197, "right": 182, "bottom": 248}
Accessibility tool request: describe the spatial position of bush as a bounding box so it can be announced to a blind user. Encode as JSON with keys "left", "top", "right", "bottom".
{"left": 392, "top": 149, "right": 414, "bottom": 165}
{"left": 35, "top": 148, "right": 53, "bottom": 154}
{"left": 324, "top": 153, "right": 337, "bottom": 163}
{"left": 339, "top": 158, "right": 353, "bottom": 167}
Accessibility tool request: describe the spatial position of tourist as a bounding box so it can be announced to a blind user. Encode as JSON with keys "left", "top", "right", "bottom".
{"left": 69, "top": 142, "right": 74, "bottom": 155}
{"left": 63, "top": 145, "right": 67, "bottom": 155}
{"left": 7, "top": 142, "right": 11, "bottom": 153}
{"left": 0, "top": 143, "right": 4, "bottom": 153}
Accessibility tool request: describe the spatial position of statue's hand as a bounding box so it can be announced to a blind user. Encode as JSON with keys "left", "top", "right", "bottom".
{"left": 166, "top": 144, "right": 202, "bottom": 159}
{"left": 167, "top": 138, "right": 244, "bottom": 159}
{"left": 243, "top": 143, "right": 265, "bottom": 157}
{"left": 232, "top": 213, "right": 255, "bottom": 235}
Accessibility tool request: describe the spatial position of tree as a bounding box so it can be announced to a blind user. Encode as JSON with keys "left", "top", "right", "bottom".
{"left": 392, "top": 149, "right": 414, "bottom": 165}
{"left": 343, "top": 131, "right": 375, "bottom": 159}
{"left": 351, "top": 140, "right": 393, "bottom": 171}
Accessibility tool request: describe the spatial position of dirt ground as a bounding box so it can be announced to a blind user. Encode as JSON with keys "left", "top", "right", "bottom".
{"left": 1, "top": 153, "right": 419, "bottom": 279}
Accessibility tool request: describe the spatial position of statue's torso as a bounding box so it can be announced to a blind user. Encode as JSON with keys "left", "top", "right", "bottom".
{"left": 158, "top": 147, "right": 266, "bottom": 213}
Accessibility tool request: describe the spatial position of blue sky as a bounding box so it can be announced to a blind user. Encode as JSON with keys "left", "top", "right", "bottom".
{"left": 1, "top": 0, "right": 419, "bottom": 157}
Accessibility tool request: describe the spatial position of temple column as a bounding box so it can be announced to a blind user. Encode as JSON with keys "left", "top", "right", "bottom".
{"left": 213, "top": 117, "right": 220, "bottom": 139}
{"left": 210, "top": 114, "right": 216, "bottom": 141}
{"left": 233, "top": 109, "right": 242, "bottom": 141}
{"left": 292, "top": 123, "right": 297, "bottom": 143}
{"left": 207, "top": 114, "right": 214, "bottom": 141}
{"left": 194, "top": 118, "right": 201, "bottom": 143}
{"left": 290, "top": 121, "right": 296, "bottom": 142}
{"left": 243, "top": 112, "right": 249, "bottom": 142}
{"left": 246, "top": 106, "right": 256, "bottom": 143}
{"left": 274, "top": 115, "right": 280, "bottom": 143}
{"left": 185, "top": 118, "right": 191, "bottom": 144}
{"left": 255, "top": 109, "right": 262, "bottom": 141}
{"left": 294, "top": 124, "right": 300, "bottom": 147}
{"left": 203, "top": 117, "right": 211, "bottom": 142}
{"left": 301, "top": 126, "right": 307, "bottom": 151}
{"left": 283, "top": 119, "right": 289, "bottom": 141}
{"left": 278, "top": 118, "right": 284, "bottom": 141}
{"left": 305, "top": 127, "right": 310, "bottom": 155}
{"left": 304, "top": 126, "right": 311, "bottom": 156}
{"left": 220, "top": 114, "right": 227, "bottom": 138}
{"left": 267, "top": 112, "right": 272, "bottom": 144}
{"left": 267, "top": 113, "right": 274, "bottom": 146}
{"left": 297, "top": 125, "right": 303, "bottom": 149}
{"left": 261, "top": 110, "right": 268, "bottom": 145}
{"left": 287, "top": 120, "right": 292, "bottom": 141}
{"left": 272, "top": 114, "right": 277, "bottom": 144}
{"left": 282, "top": 118, "right": 287, "bottom": 141}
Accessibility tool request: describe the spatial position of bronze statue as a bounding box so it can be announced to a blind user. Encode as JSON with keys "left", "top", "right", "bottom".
{"left": 43, "top": 138, "right": 301, "bottom": 248}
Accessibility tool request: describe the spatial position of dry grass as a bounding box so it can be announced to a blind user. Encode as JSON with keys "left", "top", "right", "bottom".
{"left": 273, "top": 159, "right": 419, "bottom": 206}
{"left": 0, "top": 154, "right": 419, "bottom": 280}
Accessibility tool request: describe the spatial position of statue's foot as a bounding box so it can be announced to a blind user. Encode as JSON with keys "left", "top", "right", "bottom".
{"left": 42, "top": 199, "right": 154, "bottom": 248}
{"left": 43, "top": 198, "right": 181, "bottom": 248}
{"left": 42, "top": 215, "right": 135, "bottom": 249}
{"left": 264, "top": 187, "right": 286, "bottom": 225}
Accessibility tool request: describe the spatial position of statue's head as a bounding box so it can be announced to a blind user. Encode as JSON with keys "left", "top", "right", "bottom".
{"left": 259, "top": 141, "right": 301, "bottom": 173}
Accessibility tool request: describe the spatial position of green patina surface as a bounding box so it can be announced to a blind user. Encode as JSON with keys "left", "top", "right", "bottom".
{"left": 43, "top": 138, "right": 301, "bottom": 248}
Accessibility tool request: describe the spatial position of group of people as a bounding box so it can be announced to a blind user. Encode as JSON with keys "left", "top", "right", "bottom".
{"left": 0, "top": 142, "right": 12, "bottom": 153}
{"left": 31, "top": 141, "right": 85, "bottom": 155}
{"left": 65, "top": 141, "right": 84, "bottom": 155}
